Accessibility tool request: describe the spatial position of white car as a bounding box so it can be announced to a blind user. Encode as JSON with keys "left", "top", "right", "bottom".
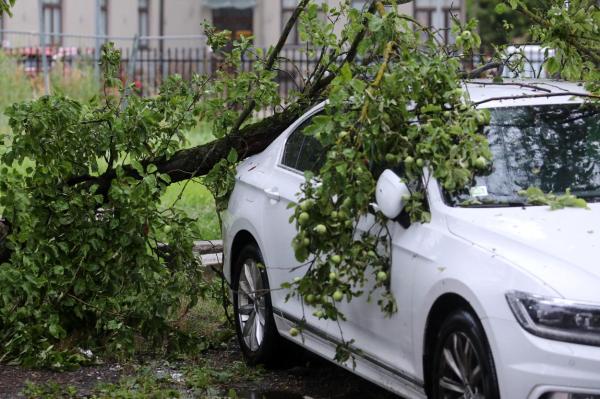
{"left": 222, "top": 80, "right": 600, "bottom": 399}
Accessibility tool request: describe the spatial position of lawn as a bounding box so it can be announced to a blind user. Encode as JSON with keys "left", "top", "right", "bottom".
{"left": 160, "top": 123, "right": 221, "bottom": 240}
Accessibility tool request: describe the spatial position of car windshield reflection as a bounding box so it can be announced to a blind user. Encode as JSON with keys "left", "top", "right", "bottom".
{"left": 449, "top": 103, "right": 600, "bottom": 207}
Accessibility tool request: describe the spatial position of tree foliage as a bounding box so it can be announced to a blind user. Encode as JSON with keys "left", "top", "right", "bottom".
{"left": 0, "top": 45, "right": 207, "bottom": 368}
{"left": 287, "top": 7, "right": 491, "bottom": 342}
{"left": 0, "top": 0, "right": 15, "bottom": 16}
{"left": 470, "top": 0, "right": 534, "bottom": 48}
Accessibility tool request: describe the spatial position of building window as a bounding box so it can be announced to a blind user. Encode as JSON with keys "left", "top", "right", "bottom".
{"left": 415, "top": 7, "right": 434, "bottom": 28}
{"left": 213, "top": 7, "right": 253, "bottom": 43}
{"left": 138, "top": 0, "right": 149, "bottom": 47}
{"left": 443, "top": 7, "right": 460, "bottom": 44}
{"left": 100, "top": 0, "right": 109, "bottom": 38}
{"left": 415, "top": 7, "right": 434, "bottom": 41}
{"left": 42, "top": 0, "right": 62, "bottom": 46}
{"left": 352, "top": 0, "right": 393, "bottom": 11}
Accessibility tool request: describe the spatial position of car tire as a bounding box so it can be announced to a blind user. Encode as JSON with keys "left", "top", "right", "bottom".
{"left": 232, "top": 244, "right": 282, "bottom": 367}
{"left": 430, "top": 309, "right": 500, "bottom": 399}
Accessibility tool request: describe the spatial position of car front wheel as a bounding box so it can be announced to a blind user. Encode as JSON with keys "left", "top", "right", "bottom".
{"left": 232, "top": 244, "right": 282, "bottom": 366}
{"left": 431, "top": 309, "right": 500, "bottom": 399}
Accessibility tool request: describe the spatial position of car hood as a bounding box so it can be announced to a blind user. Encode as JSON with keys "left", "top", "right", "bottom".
{"left": 445, "top": 203, "right": 600, "bottom": 303}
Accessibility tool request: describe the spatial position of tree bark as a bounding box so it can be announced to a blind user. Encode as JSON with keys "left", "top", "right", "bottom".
{"left": 79, "top": 104, "right": 309, "bottom": 195}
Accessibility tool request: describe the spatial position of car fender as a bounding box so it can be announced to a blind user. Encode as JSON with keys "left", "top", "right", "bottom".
{"left": 223, "top": 215, "right": 266, "bottom": 286}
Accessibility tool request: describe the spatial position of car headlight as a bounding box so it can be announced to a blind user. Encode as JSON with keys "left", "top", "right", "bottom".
{"left": 506, "top": 291, "right": 600, "bottom": 347}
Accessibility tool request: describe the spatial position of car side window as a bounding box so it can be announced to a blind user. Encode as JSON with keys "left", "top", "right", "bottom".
{"left": 281, "top": 120, "right": 306, "bottom": 169}
{"left": 296, "top": 134, "right": 325, "bottom": 173}
{"left": 281, "top": 116, "right": 325, "bottom": 173}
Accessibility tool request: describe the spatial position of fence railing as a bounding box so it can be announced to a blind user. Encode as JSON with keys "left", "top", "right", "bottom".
{"left": 0, "top": 30, "right": 553, "bottom": 100}
{"left": 0, "top": 30, "right": 323, "bottom": 99}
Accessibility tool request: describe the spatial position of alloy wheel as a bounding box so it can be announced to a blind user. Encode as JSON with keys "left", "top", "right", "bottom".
{"left": 236, "top": 258, "right": 267, "bottom": 352}
{"left": 437, "top": 331, "right": 486, "bottom": 399}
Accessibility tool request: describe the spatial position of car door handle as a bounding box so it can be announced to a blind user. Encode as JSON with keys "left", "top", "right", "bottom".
{"left": 264, "top": 187, "right": 280, "bottom": 202}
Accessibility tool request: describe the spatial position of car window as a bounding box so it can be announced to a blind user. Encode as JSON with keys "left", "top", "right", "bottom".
{"left": 296, "top": 134, "right": 325, "bottom": 173}
{"left": 281, "top": 121, "right": 306, "bottom": 169}
{"left": 281, "top": 116, "right": 325, "bottom": 173}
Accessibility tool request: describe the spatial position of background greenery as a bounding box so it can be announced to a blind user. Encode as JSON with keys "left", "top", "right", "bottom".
{"left": 466, "top": 0, "right": 539, "bottom": 50}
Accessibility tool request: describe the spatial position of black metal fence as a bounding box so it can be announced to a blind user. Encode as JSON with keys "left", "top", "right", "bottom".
{"left": 124, "top": 46, "right": 321, "bottom": 97}
{"left": 0, "top": 41, "right": 552, "bottom": 98}
{"left": 1, "top": 42, "right": 322, "bottom": 98}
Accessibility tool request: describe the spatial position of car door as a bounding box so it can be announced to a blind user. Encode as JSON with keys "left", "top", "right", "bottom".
{"left": 261, "top": 113, "right": 419, "bottom": 380}
{"left": 332, "top": 185, "right": 418, "bottom": 380}
{"left": 261, "top": 110, "right": 325, "bottom": 321}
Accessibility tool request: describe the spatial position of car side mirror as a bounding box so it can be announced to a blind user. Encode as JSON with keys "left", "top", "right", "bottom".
{"left": 375, "top": 169, "right": 411, "bottom": 219}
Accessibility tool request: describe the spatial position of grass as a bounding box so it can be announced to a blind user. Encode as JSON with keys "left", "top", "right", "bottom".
{"left": 160, "top": 122, "right": 221, "bottom": 240}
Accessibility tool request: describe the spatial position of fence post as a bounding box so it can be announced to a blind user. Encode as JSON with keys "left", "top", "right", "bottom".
{"left": 161, "top": 38, "right": 168, "bottom": 83}
{"left": 122, "top": 35, "right": 140, "bottom": 109}
{"left": 38, "top": 0, "right": 50, "bottom": 95}
{"left": 127, "top": 35, "right": 140, "bottom": 86}
{"left": 94, "top": 0, "right": 102, "bottom": 81}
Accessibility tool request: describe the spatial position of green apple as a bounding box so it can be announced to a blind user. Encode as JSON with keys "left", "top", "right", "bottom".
{"left": 298, "top": 212, "right": 310, "bottom": 224}
{"left": 332, "top": 290, "right": 344, "bottom": 301}
{"left": 300, "top": 199, "right": 314, "bottom": 211}
{"left": 474, "top": 156, "right": 487, "bottom": 169}
{"left": 314, "top": 224, "right": 327, "bottom": 235}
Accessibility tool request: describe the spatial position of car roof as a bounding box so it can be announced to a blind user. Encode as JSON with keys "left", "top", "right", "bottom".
{"left": 464, "top": 79, "right": 589, "bottom": 108}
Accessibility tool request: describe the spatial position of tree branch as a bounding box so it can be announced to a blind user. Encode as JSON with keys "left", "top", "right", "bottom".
{"left": 229, "top": 0, "right": 311, "bottom": 136}
{"left": 461, "top": 61, "right": 502, "bottom": 79}
{"left": 472, "top": 91, "right": 600, "bottom": 106}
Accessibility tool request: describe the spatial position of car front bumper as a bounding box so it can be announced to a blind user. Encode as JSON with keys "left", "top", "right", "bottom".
{"left": 484, "top": 317, "right": 600, "bottom": 399}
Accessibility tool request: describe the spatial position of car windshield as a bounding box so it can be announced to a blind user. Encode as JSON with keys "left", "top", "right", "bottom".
{"left": 448, "top": 103, "right": 600, "bottom": 207}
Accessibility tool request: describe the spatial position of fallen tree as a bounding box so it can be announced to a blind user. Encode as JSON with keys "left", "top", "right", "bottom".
{"left": 0, "top": 0, "right": 597, "bottom": 367}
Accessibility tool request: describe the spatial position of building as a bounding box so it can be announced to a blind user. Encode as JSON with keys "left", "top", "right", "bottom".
{"left": 0, "top": 0, "right": 465, "bottom": 49}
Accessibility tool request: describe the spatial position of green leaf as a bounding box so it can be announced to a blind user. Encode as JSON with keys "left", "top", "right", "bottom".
{"left": 146, "top": 163, "right": 157, "bottom": 174}
{"left": 227, "top": 148, "right": 238, "bottom": 163}
{"left": 48, "top": 323, "right": 64, "bottom": 339}
{"left": 545, "top": 57, "right": 559, "bottom": 76}
{"left": 340, "top": 63, "right": 352, "bottom": 82}
{"left": 131, "top": 159, "right": 144, "bottom": 175}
